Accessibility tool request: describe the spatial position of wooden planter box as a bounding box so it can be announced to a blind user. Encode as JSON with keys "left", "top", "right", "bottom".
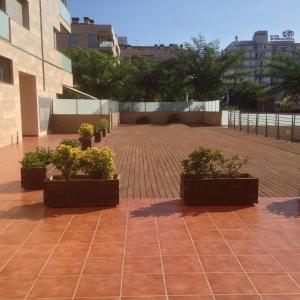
{"left": 44, "top": 175, "right": 119, "bottom": 208}
{"left": 79, "top": 137, "right": 92, "bottom": 150}
{"left": 94, "top": 132, "right": 102, "bottom": 143}
{"left": 181, "top": 174, "right": 258, "bottom": 205}
{"left": 21, "top": 165, "right": 55, "bottom": 189}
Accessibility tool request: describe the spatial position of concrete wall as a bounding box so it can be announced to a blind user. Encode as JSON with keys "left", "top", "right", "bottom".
{"left": 0, "top": 0, "right": 73, "bottom": 147}
{"left": 119, "top": 112, "right": 221, "bottom": 126}
{"left": 51, "top": 114, "right": 119, "bottom": 134}
{"left": 111, "top": 113, "right": 120, "bottom": 131}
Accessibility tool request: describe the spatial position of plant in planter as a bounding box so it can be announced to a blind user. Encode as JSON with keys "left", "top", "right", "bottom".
{"left": 44, "top": 146, "right": 119, "bottom": 208}
{"left": 60, "top": 139, "right": 80, "bottom": 148}
{"left": 180, "top": 147, "right": 258, "bottom": 205}
{"left": 20, "top": 147, "right": 53, "bottom": 189}
{"left": 78, "top": 123, "right": 94, "bottom": 150}
{"left": 96, "top": 119, "right": 109, "bottom": 138}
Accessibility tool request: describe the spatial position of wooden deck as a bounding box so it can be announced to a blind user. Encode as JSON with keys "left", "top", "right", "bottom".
{"left": 101, "top": 124, "right": 300, "bottom": 198}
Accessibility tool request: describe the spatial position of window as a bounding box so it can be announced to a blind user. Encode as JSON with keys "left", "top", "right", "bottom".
{"left": 5, "top": 0, "right": 29, "bottom": 29}
{"left": 69, "top": 34, "right": 78, "bottom": 46}
{"left": 88, "top": 34, "right": 98, "bottom": 47}
{"left": 0, "top": 56, "right": 13, "bottom": 84}
{"left": 0, "top": 0, "right": 5, "bottom": 11}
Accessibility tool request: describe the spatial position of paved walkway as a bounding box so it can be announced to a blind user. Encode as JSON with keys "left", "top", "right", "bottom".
{"left": 0, "top": 126, "right": 299, "bottom": 298}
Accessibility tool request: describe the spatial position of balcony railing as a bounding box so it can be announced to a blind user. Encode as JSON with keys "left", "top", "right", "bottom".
{"left": 59, "top": 1, "right": 71, "bottom": 26}
{"left": 99, "top": 41, "right": 114, "bottom": 48}
{"left": 61, "top": 53, "right": 72, "bottom": 73}
{"left": 0, "top": 9, "right": 10, "bottom": 41}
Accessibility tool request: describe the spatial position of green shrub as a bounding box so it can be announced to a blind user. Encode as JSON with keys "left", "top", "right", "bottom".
{"left": 52, "top": 145, "right": 81, "bottom": 180}
{"left": 221, "top": 155, "right": 250, "bottom": 177}
{"left": 95, "top": 119, "right": 109, "bottom": 132}
{"left": 20, "top": 147, "right": 53, "bottom": 169}
{"left": 136, "top": 116, "right": 150, "bottom": 124}
{"left": 60, "top": 139, "right": 80, "bottom": 148}
{"left": 79, "top": 123, "right": 94, "bottom": 139}
{"left": 167, "top": 113, "right": 181, "bottom": 124}
{"left": 182, "top": 147, "right": 250, "bottom": 178}
{"left": 80, "top": 147, "right": 116, "bottom": 179}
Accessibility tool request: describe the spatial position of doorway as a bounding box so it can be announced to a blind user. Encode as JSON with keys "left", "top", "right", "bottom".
{"left": 19, "top": 72, "right": 39, "bottom": 136}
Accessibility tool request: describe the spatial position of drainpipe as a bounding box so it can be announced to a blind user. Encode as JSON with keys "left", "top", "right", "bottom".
{"left": 39, "top": 0, "right": 46, "bottom": 90}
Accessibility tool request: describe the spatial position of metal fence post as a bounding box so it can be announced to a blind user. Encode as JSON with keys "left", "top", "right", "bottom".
{"left": 233, "top": 111, "right": 236, "bottom": 129}
{"left": 229, "top": 111, "right": 232, "bottom": 128}
{"left": 255, "top": 113, "right": 258, "bottom": 135}
{"left": 239, "top": 112, "right": 242, "bottom": 131}
{"left": 247, "top": 112, "right": 250, "bottom": 133}
{"left": 276, "top": 114, "right": 280, "bottom": 140}
{"left": 265, "top": 113, "right": 268, "bottom": 137}
{"left": 100, "top": 99, "right": 103, "bottom": 114}
{"left": 291, "top": 114, "right": 295, "bottom": 142}
{"left": 76, "top": 99, "right": 79, "bottom": 115}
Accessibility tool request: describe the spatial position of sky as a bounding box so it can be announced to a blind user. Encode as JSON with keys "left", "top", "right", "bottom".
{"left": 68, "top": 0, "right": 300, "bottom": 49}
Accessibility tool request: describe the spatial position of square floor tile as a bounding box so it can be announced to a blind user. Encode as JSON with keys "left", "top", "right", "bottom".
{"left": 83, "top": 257, "right": 123, "bottom": 274}
{"left": 126, "top": 242, "right": 160, "bottom": 256}
{"left": 14, "top": 244, "right": 55, "bottom": 259}
{"left": 207, "top": 273, "right": 256, "bottom": 294}
{"left": 42, "top": 258, "right": 84, "bottom": 276}
{"left": 25, "top": 231, "right": 62, "bottom": 245}
{"left": 189, "top": 229, "right": 223, "bottom": 242}
{"left": 76, "top": 275, "right": 121, "bottom": 297}
{"left": 221, "top": 229, "right": 255, "bottom": 240}
{"left": 195, "top": 241, "right": 232, "bottom": 255}
{"left": 159, "top": 229, "right": 189, "bottom": 242}
{"left": 227, "top": 240, "right": 268, "bottom": 255}
{"left": 160, "top": 241, "right": 196, "bottom": 256}
{"left": 122, "top": 274, "right": 165, "bottom": 296}
{"left": 89, "top": 243, "right": 125, "bottom": 257}
{"left": 0, "top": 277, "right": 33, "bottom": 298}
{"left": 29, "top": 276, "right": 79, "bottom": 298}
{"left": 163, "top": 256, "right": 202, "bottom": 273}
{"left": 124, "top": 256, "right": 162, "bottom": 274}
{"left": 165, "top": 274, "right": 210, "bottom": 295}
{"left": 60, "top": 231, "right": 94, "bottom": 244}
{"left": 0, "top": 258, "right": 45, "bottom": 278}
{"left": 200, "top": 255, "right": 242, "bottom": 272}
{"left": 275, "top": 255, "right": 300, "bottom": 272}
{"left": 237, "top": 255, "right": 283, "bottom": 273}
{"left": 94, "top": 230, "right": 126, "bottom": 243}
{"left": 52, "top": 244, "right": 89, "bottom": 259}
{"left": 249, "top": 273, "right": 300, "bottom": 294}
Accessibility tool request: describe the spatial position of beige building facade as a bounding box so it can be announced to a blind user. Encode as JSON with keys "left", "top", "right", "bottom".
{"left": 57, "top": 17, "right": 121, "bottom": 57}
{"left": 224, "top": 30, "right": 300, "bottom": 84}
{"left": 120, "top": 44, "right": 177, "bottom": 63}
{"left": 0, "top": 0, "right": 73, "bottom": 147}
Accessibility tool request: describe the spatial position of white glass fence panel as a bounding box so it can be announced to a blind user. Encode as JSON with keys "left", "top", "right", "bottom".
{"left": 78, "top": 99, "right": 100, "bottom": 114}
{"left": 53, "top": 99, "right": 77, "bottom": 114}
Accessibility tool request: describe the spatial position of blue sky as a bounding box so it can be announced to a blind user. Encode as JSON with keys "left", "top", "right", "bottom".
{"left": 68, "top": 0, "right": 300, "bottom": 49}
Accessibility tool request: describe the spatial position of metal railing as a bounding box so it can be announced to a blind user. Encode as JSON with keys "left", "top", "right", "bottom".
{"left": 119, "top": 100, "right": 220, "bottom": 112}
{"left": 59, "top": 1, "right": 71, "bottom": 26}
{"left": 228, "top": 111, "right": 300, "bottom": 142}
{"left": 53, "top": 99, "right": 119, "bottom": 115}
{"left": 60, "top": 53, "right": 72, "bottom": 73}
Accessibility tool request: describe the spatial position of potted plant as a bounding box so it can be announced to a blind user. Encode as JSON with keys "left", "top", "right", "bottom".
{"left": 44, "top": 145, "right": 119, "bottom": 207}
{"left": 94, "top": 121, "right": 103, "bottom": 143}
{"left": 20, "top": 147, "right": 53, "bottom": 189}
{"left": 180, "top": 147, "right": 258, "bottom": 205}
{"left": 60, "top": 139, "right": 80, "bottom": 148}
{"left": 97, "top": 119, "right": 109, "bottom": 138}
{"left": 78, "top": 123, "right": 94, "bottom": 150}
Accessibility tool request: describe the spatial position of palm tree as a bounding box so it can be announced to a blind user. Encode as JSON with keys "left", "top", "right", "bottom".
{"left": 174, "top": 35, "right": 244, "bottom": 100}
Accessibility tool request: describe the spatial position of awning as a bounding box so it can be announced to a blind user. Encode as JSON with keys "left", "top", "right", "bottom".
{"left": 63, "top": 85, "right": 98, "bottom": 99}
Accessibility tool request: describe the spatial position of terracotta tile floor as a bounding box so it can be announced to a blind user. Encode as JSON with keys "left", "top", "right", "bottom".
{"left": 0, "top": 125, "right": 299, "bottom": 298}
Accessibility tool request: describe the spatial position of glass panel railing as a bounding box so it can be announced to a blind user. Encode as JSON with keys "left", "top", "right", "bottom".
{"left": 59, "top": 1, "right": 71, "bottom": 26}
{"left": 61, "top": 53, "right": 72, "bottom": 73}
{"left": 53, "top": 99, "right": 77, "bottom": 114}
{"left": 0, "top": 9, "right": 10, "bottom": 41}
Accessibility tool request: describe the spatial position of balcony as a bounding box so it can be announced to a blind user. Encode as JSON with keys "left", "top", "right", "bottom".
{"left": 59, "top": 1, "right": 71, "bottom": 27}
{"left": 0, "top": 9, "right": 10, "bottom": 41}
{"left": 61, "top": 52, "right": 72, "bottom": 73}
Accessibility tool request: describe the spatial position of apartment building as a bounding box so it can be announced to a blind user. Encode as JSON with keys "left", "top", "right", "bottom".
{"left": 224, "top": 30, "right": 300, "bottom": 84}
{"left": 120, "top": 44, "right": 177, "bottom": 63}
{"left": 57, "top": 17, "right": 121, "bottom": 57}
{"left": 0, "top": 0, "right": 73, "bottom": 147}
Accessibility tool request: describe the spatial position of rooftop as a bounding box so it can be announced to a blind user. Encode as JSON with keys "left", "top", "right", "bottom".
{"left": 0, "top": 125, "right": 299, "bottom": 298}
